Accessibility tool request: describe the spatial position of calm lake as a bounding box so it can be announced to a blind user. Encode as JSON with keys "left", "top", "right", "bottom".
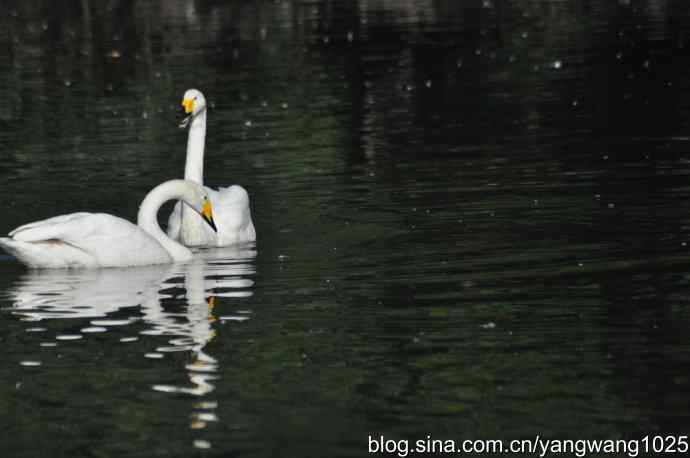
{"left": 2, "top": 0, "right": 690, "bottom": 456}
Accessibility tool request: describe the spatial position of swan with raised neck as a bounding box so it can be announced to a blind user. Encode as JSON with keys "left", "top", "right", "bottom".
{"left": 170, "top": 88, "right": 257, "bottom": 247}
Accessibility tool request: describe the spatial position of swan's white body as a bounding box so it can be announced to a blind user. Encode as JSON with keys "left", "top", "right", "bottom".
{"left": 0, "top": 180, "right": 215, "bottom": 269}
{"left": 167, "top": 185, "right": 255, "bottom": 247}
{"left": 167, "top": 89, "right": 256, "bottom": 247}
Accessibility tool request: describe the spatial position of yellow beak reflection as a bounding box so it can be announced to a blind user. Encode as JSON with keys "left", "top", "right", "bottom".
{"left": 182, "top": 98, "right": 195, "bottom": 114}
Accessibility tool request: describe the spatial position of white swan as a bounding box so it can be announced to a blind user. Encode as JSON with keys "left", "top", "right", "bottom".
{"left": 167, "top": 88, "right": 256, "bottom": 247}
{"left": 0, "top": 180, "right": 217, "bottom": 269}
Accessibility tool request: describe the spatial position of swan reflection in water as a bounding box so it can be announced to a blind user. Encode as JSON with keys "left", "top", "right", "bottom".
{"left": 3, "top": 245, "right": 257, "bottom": 436}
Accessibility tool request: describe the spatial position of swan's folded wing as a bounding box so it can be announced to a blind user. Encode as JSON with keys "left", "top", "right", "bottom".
{"left": 9, "top": 212, "right": 92, "bottom": 238}
{"left": 213, "top": 186, "right": 251, "bottom": 229}
{"left": 10, "top": 213, "right": 134, "bottom": 245}
{"left": 4, "top": 213, "right": 170, "bottom": 268}
{"left": 211, "top": 185, "right": 256, "bottom": 243}
{"left": 213, "top": 185, "right": 250, "bottom": 207}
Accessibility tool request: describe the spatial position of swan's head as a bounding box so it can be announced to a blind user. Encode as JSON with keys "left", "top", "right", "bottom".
{"left": 179, "top": 89, "right": 207, "bottom": 129}
{"left": 179, "top": 180, "right": 217, "bottom": 232}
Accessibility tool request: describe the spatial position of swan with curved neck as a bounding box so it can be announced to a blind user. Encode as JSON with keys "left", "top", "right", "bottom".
{"left": 0, "top": 180, "right": 217, "bottom": 269}
{"left": 180, "top": 90, "right": 207, "bottom": 184}
{"left": 168, "top": 89, "right": 256, "bottom": 247}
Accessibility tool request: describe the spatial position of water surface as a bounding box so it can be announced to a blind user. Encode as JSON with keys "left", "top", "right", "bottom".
{"left": 2, "top": 1, "right": 690, "bottom": 457}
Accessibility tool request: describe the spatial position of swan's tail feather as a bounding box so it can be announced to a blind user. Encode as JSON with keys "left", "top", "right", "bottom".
{"left": 0, "top": 237, "right": 42, "bottom": 267}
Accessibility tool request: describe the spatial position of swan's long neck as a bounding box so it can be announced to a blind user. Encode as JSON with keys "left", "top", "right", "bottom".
{"left": 138, "top": 181, "right": 197, "bottom": 262}
{"left": 184, "top": 110, "right": 207, "bottom": 184}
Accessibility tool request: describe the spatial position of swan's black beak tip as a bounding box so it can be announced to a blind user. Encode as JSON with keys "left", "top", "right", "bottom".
{"left": 202, "top": 212, "right": 218, "bottom": 233}
{"left": 207, "top": 216, "right": 218, "bottom": 233}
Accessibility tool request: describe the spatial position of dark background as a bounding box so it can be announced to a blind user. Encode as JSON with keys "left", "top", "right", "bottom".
{"left": 2, "top": 1, "right": 690, "bottom": 457}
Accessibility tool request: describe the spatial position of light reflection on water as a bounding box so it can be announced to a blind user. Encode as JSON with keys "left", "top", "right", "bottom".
{"left": 2, "top": 245, "right": 256, "bottom": 448}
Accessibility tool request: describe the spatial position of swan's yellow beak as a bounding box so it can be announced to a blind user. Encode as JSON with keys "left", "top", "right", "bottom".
{"left": 201, "top": 198, "right": 217, "bottom": 232}
{"left": 182, "top": 98, "right": 195, "bottom": 114}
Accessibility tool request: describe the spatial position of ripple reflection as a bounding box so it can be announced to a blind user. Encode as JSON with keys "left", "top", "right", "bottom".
{"left": 2, "top": 244, "right": 257, "bottom": 445}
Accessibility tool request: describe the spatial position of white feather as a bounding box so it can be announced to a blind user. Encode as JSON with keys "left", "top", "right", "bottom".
{"left": 0, "top": 180, "right": 216, "bottom": 269}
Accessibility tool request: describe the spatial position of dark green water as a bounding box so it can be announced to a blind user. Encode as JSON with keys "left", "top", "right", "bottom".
{"left": 3, "top": 0, "right": 690, "bottom": 456}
